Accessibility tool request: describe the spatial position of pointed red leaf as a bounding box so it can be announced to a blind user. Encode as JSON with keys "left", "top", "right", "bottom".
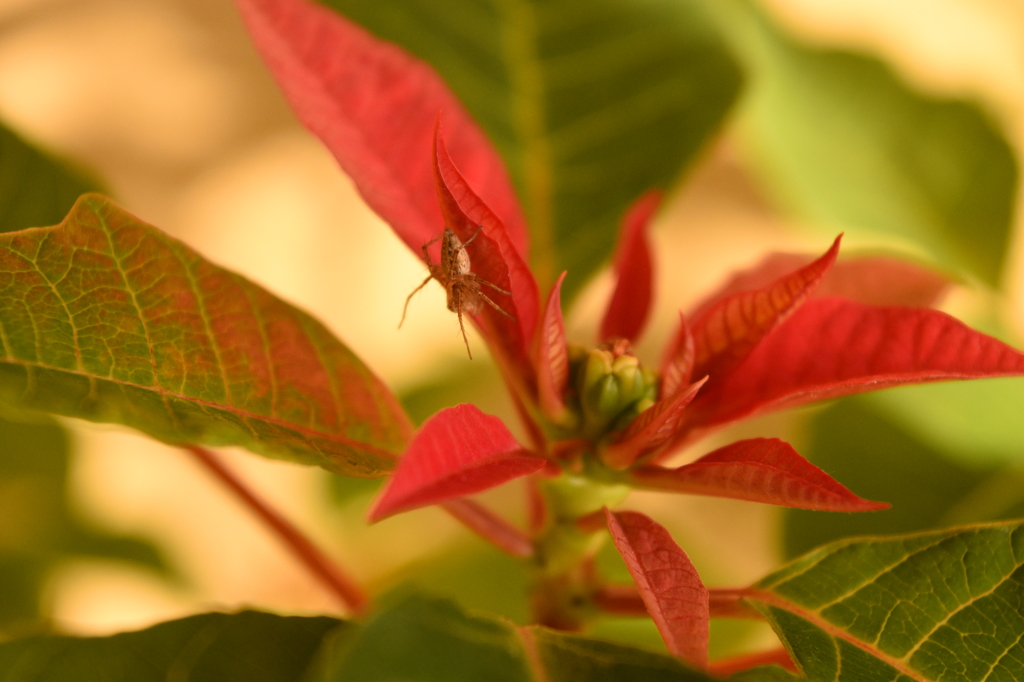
{"left": 605, "top": 509, "right": 709, "bottom": 668}
{"left": 690, "top": 250, "right": 950, "bottom": 322}
{"left": 434, "top": 128, "right": 539, "bottom": 384}
{"left": 685, "top": 297, "right": 1024, "bottom": 434}
{"left": 368, "top": 404, "right": 545, "bottom": 521}
{"left": 690, "top": 235, "right": 841, "bottom": 382}
{"left": 602, "top": 377, "right": 707, "bottom": 469}
{"left": 535, "top": 272, "right": 569, "bottom": 421}
{"left": 599, "top": 190, "right": 660, "bottom": 343}
{"left": 659, "top": 312, "right": 695, "bottom": 399}
{"left": 631, "top": 438, "right": 888, "bottom": 511}
{"left": 234, "top": 0, "right": 529, "bottom": 259}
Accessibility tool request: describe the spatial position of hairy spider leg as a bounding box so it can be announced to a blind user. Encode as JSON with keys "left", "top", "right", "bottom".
{"left": 473, "top": 284, "right": 516, "bottom": 320}
{"left": 461, "top": 226, "right": 484, "bottom": 247}
{"left": 451, "top": 283, "right": 473, "bottom": 359}
{"left": 399, "top": 274, "right": 434, "bottom": 329}
{"left": 400, "top": 232, "right": 446, "bottom": 328}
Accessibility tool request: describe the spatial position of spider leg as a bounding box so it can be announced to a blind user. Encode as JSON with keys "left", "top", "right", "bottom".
{"left": 399, "top": 274, "right": 434, "bottom": 328}
{"left": 477, "top": 290, "right": 516, "bottom": 320}
{"left": 478, "top": 278, "right": 512, "bottom": 296}
{"left": 421, "top": 232, "right": 443, "bottom": 264}
{"left": 452, "top": 286, "right": 473, "bottom": 359}
{"left": 462, "top": 226, "right": 484, "bottom": 247}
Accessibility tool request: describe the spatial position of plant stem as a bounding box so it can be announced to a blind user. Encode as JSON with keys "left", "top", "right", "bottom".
{"left": 593, "top": 585, "right": 764, "bottom": 619}
{"left": 185, "top": 445, "right": 369, "bottom": 615}
{"left": 441, "top": 498, "right": 534, "bottom": 557}
{"left": 708, "top": 648, "right": 796, "bottom": 676}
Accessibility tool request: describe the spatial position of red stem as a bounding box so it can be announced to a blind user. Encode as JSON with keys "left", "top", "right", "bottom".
{"left": 708, "top": 648, "right": 797, "bottom": 676}
{"left": 441, "top": 498, "right": 534, "bottom": 557}
{"left": 185, "top": 445, "right": 368, "bottom": 615}
{"left": 593, "top": 585, "right": 763, "bottom": 620}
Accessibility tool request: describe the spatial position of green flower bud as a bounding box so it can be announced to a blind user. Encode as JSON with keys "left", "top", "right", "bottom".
{"left": 611, "top": 397, "right": 655, "bottom": 433}
{"left": 612, "top": 354, "right": 640, "bottom": 400}
{"left": 579, "top": 349, "right": 614, "bottom": 397}
{"left": 586, "top": 374, "right": 620, "bottom": 420}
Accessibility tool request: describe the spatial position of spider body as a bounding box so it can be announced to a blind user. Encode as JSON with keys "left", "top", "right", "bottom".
{"left": 400, "top": 227, "right": 514, "bottom": 358}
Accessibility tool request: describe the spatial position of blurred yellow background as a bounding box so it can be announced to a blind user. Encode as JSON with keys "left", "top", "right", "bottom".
{"left": 0, "top": 0, "right": 1022, "bottom": 647}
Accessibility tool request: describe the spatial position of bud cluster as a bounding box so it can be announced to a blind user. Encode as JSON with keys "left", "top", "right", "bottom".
{"left": 564, "top": 341, "right": 658, "bottom": 442}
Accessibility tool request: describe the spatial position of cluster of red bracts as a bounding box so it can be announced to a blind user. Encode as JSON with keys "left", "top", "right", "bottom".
{"left": 365, "top": 126, "right": 1024, "bottom": 671}
{"left": 236, "top": 0, "right": 1024, "bottom": 669}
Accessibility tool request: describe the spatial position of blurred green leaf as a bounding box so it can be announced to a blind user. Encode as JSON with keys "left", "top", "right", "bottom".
{"left": 750, "top": 520, "right": 1024, "bottom": 681}
{"left": 398, "top": 359, "right": 512, "bottom": 427}
{"left": 0, "top": 414, "right": 166, "bottom": 632}
{"left": 389, "top": 543, "right": 531, "bottom": 624}
{"left": 307, "top": 592, "right": 719, "bottom": 681}
{"left": 307, "top": 592, "right": 535, "bottom": 682}
{"left": 0, "top": 194, "right": 411, "bottom": 477}
{"left": 532, "top": 627, "right": 714, "bottom": 681}
{"left": 0, "top": 610, "right": 344, "bottom": 681}
{"left": 318, "top": 0, "right": 742, "bottom": 298}
{"left": 783, "top": 399, "right": 1024, "bottom": 559}
{"left": 723, "top": 0, "right": 1017, "bottom": 286}
{"left": 864, "top": 378, "right": 1024, "bottom": 467}
{"left": 0, "top": 123, "right": 97, "bottom": 235}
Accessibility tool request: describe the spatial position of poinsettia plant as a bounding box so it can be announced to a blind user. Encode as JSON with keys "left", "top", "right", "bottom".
{"left": 0, "top": 0, "right": 1023, "bottom": 680}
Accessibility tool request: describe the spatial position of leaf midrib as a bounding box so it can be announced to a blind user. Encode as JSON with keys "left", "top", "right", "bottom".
{"left": 498, "top": 0, "right": 554, "bottom": 288}
{"left": 747, "top": 589, "right": 928, "bottom": 682}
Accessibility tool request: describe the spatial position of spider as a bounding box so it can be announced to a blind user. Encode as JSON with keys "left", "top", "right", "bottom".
{"left": 399, "top": 226, "right": 514, "bottom": 358}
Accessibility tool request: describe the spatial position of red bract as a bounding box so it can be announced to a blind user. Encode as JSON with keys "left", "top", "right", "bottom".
{"left": 599, "top": 190, "right": 660, "bottom": 344}
{"left": 368, "top": 404, "right": 544, "bottom": 522}
{"left": 605, "top": 509, "right": 709, "bottom": 669}
{"left": 238, "top": 0, "right": 1024, "bottom": 668}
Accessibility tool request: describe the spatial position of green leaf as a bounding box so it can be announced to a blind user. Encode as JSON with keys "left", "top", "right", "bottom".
{"left": 0, "top": 194, "right": 411, "bottom": 476}
{"left": 725, "top": 0, "right": 1017, "bottom": 286}
{"left": 307, "top": 593, "right": 535, "bottom": 682}
{"left": 783, "top": 399, "right": 1024, "bottom": 559}
{"left": 308, "top": 592, "right": 720, "bottom": 681}
{"left": 748, "top": 520, "right": 1024, "bottom": 682}
{"left": 0, "top": 123, "right": 97, "bottom": 235}
{"left": 533, "top": 628, "right": 715, "bottom": 681}
{"left": 865, "top": 378, "right": 1024, "bottom": 468}
{"left": 318, "top": 0, "right": 742, "bottom": 298}
{"left": 0, "top": 610, "right": 344, "bottom": 681}
{"left": 0, "top": 413, "right": 166, "bottom": 633}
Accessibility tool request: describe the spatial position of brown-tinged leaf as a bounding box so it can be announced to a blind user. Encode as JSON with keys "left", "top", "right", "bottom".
{"left": 631, "top": 438, "right": 888, "bottom": 512}
{"left": 605, "top": 509, "right": 709, "bottom": 668}
{"left": 0, "top": 195, "right": 411, "bottom": 476}
{"left": 368, "top": 404, "right": 545, "bottom": 521}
